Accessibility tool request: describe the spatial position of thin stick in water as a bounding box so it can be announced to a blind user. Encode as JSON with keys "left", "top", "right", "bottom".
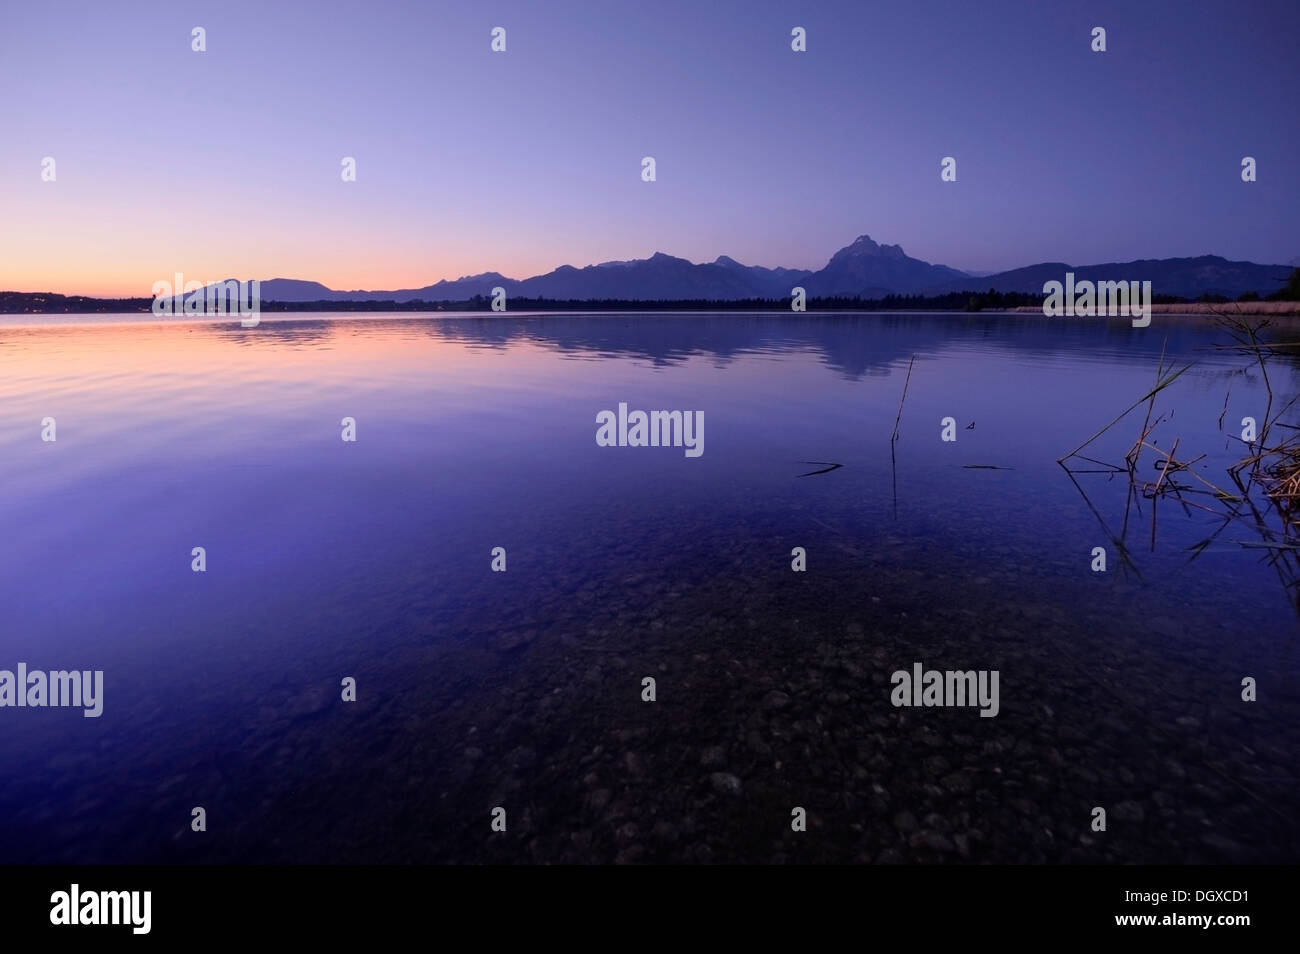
{"left": 891, "top": 355, "right": 916, "bottom": 443}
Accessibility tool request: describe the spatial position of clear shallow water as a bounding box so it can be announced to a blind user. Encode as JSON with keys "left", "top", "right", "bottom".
{"left": 0, "top": 312, "right": 1296, "bottom": 863}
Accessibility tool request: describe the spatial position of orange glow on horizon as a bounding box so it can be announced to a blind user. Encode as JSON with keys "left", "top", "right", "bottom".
{"left": 0, "top": 260, "right": 553, "bottom": 300}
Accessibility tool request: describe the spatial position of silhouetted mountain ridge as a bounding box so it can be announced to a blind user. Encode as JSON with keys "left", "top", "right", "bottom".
{"left": 230, "top": 237, "right": 1295, "bottom": 303}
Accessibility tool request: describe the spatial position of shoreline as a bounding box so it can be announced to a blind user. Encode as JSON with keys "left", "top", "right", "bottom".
{"left": 2, "top": 306, "right": 1298, "bottom": 330}
{"left": 1011, "top": 301, "right": 1300, "bottom": 316}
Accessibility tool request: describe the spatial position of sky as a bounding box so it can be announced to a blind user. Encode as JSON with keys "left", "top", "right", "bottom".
{"left": 1, "top": 0, "right": 1297, "bottom": 297}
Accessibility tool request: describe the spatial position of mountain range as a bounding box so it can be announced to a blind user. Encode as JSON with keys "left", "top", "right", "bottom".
{"left": 240, "top": 235, "right": 1295, "bottom": 303}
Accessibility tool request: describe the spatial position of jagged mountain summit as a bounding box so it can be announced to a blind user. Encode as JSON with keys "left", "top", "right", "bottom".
{"left": 801, "top": 235, "right": 967, "bottom": 297}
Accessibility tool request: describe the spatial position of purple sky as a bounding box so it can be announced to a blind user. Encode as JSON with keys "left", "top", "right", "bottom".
{"left": 2, "top": 0, "right": 1297, "bottom": 296}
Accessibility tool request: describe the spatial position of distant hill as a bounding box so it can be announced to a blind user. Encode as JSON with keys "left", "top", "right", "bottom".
{"left": 254, "top": 279, "right": 337, "bottom": 301}
{"left": 517, "top": 253, "right": 763, "bottom": 300}
{"left": 259, "top": 273, "right": 513, "bottom": 302}
{"left": 923, "top": 255, "right": 1294, "bottom": 299}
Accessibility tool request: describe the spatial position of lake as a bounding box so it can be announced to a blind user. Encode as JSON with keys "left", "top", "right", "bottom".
{"left": 0, "top": 311, "right": 1296, "bottom": 863}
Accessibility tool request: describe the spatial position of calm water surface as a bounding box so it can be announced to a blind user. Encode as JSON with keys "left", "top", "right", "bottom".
{"left": 0, "top": 312, "right": 1295, "bottom": 862}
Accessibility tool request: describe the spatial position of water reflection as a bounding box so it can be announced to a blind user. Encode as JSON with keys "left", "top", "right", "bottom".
{"left": 0, "top": 312, "right": 1295, "bottom": 863}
